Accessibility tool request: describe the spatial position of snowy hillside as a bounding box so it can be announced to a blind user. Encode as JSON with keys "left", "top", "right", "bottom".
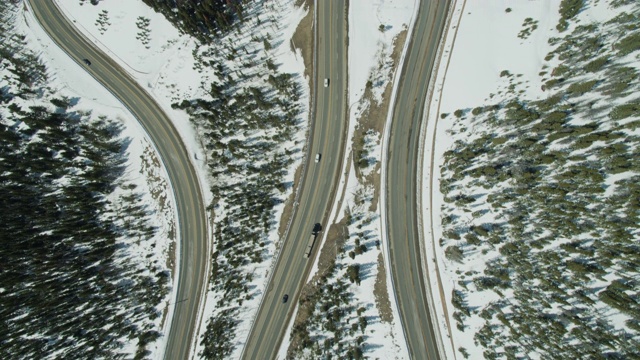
{"left": 426, "top": 0, "right": 640, "bottom": 358}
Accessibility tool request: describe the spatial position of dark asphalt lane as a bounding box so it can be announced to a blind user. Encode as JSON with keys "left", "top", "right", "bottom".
{"left": 241, "top": 1, "right": 349, "bottom": 359}
{"left": 385, "top": 1, "right": 449, "bottom": 359}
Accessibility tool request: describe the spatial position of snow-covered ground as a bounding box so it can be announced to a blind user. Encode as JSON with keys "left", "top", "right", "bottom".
{"left": 54, "top": 0, "right": 428, "bottom": 357}
{"left": 420, "top": 1, "right": 565, "bottom": 357}
{"left": 341, "top": 0, "right": 418, "bottom": 357}
{"left": 345, "top": 5, "right": 417, "bottom": 347}
{"left": 421, "top": 0, "right": 638, "bottom": 358}
{"left": 16, "top": 2, "right": 179, "bottom": 358}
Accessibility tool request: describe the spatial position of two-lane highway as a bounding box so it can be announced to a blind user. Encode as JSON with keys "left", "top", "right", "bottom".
{"left": 385, "top": 1, "right": 449, "bottom": 359}
{"left": 26, "top": 1, "right": 208, "bottom": 359}
{"left": 241, "top": 1, "right": 349, "bottom": 359}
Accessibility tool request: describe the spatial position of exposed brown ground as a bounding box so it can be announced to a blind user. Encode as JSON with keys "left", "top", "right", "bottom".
{"left": 291, "top": 0, "right": 314, "bottom": 82}
{"left": 351, "top": 29, "right": 408, "bottom": 214}
{"left": 278, "top": 164, "right": 303, "bottom": 239}
{"left": 374, "top": 252, "right": 394, "bottom": 322}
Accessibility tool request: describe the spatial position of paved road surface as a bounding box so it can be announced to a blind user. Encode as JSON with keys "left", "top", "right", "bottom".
{"left": 385, "top": 1, "right": 449, "bottom": 359}
{"left": 241, "top": 1, "right": 348, "bottom": 359}
{"left": 26, "top": 2, "right": 209, "bottom": 359}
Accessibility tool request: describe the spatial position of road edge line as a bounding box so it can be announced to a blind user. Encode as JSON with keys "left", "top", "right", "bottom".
{"left": 416, "top": 0, "right": 468, "bottom": 359}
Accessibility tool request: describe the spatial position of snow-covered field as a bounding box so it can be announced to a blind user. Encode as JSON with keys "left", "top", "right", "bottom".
{"left": 423, "top": 0, "right": 640, "bottom": 358}
{"left": 422, "top": 1, "right": 565, "bottom": 357}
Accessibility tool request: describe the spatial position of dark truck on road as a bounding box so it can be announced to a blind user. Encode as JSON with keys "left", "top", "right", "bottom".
{"left": 304, "top": 223, "right": 322, "bottom": 258}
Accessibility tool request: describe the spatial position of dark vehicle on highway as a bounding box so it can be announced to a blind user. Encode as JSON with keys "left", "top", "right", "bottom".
{"left": 305, "top": 223, "right": 323, "bottom": 258}
{"left": 82, "top": 58, "right": 91, "bottom": 66}
{"left": 282, "top": 294, "right": 289, "bottom": 303}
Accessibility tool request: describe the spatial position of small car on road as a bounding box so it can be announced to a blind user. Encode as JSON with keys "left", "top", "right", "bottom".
{"left": 324, "top": 78, "right": 329, "bottom": 87}
{"left": 282, "top": 294, "right": 289, "bottom": 303}
{"left": 315, "top": 153, "right": 321, "bottom": 163}
{"left": 82, "top": 58, "right": 92, "bottom": 66}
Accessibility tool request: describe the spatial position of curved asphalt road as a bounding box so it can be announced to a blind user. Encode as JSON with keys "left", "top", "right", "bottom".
{"left": 241, "top": 1, "right": 348, "bottom": 359}
{"left": 386, "top": 1, "right": 449, "bottom": 359}
{"left": 26, "top": 1, "right": 208, "bottom": 359}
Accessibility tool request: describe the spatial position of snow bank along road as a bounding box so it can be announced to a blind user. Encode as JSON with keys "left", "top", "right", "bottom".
{"left": 385, "top": 1, "right": 449, "bottom": 359}
{"left": 26, "top": 1, "right": 208, "bottom": 359}
{"left": 241, "top": 1, "right": 349, "bottom": 359}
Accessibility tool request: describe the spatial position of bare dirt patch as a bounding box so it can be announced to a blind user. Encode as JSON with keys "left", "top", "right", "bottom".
{"left": 351, "top": 28, "right": 408, "bottom": 212}
{"left": 278, "top": 164, "right": 303, "bottom": 238}
{"left": 294, "top": 0, "right": 312, "bottom": 10}
{"left": 291, "top": 1, "right": 314, "bottom": 82}
{"left": 374, "top": 252, "right": 394, "bottom": 322}
{"left": 287, "top": 215, "right": 349, "bottom": 357}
